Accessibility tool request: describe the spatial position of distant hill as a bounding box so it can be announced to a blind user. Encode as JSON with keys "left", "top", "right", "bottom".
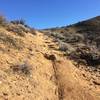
{"left": 43, "top": 16, "right": 100, "bottom": 67}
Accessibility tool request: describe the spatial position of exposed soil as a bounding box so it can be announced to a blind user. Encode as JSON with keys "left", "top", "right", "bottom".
{"left": 0, "top": 27, "right": 99, "bottom": 100}
{"left": 0, "top": 16, "right": 100, "bottom": 100}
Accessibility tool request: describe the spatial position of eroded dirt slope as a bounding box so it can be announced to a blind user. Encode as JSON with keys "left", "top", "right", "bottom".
{"left": 0, "top": 26, "right": 99, "bottom": 100}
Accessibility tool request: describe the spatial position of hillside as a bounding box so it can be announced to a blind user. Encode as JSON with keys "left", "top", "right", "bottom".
{"left": 0, "top": 16, "right": 99, "bottom": 100}
{"left": 43, "top": 16, "right": 100, "bottom": 68}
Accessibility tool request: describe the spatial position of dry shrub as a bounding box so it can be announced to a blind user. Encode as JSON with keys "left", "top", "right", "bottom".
{"left": 10, "top": 62, "right": 32, "bottom": 75}
{"left": 50, "top": 32, "right": 65, "bottom": 40}
{"left": 30, "top": 28, "right": 37, "bottom": 35}
{"left": 69, "top": 46, "right": 100, "bottom": 67}
{"left": 64, "top": 33, "right": 84, "bottom": 43}
{"left": 7, "top": 24, "right": 27, "bottom": 36}
{"left": 59, "top": 41, "right": 75, "bottom": 54}
{"left": 11, "top": 19, "right": 25, "bottom": 25}
{"left": 7, "top": 24, "right": 36, "bottom": 36}
{"left": 0, "top": 16, "right": 7, "bottom": 27}
{"left": 0, "top": 31, "right": 24, "bottom": 49}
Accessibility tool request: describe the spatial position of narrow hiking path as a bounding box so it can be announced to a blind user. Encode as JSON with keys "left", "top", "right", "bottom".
{"left": 0, "top": 30, "right": 99, "bottom": 100}
{"left": 39, "top": 32, "right": 100, "bottom": 100}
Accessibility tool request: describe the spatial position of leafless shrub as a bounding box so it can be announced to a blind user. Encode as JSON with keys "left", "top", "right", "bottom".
{"left": 64, "top": 33, "right": 84, "bottom": 43}
{"left": 11, "top": 19, "right": 25, "bottom": 25}
{"left": 7, "top": 24, "right": 30, "bottom": 36}
{"left": 95, "top": 36, "right": 100, "bottom": 48}
{"left": 50, "top": 32, "right": 65, "bottom": 40}
{"left": 59, "top": 42, "right": 75, "bottom": 54}
{"left": 7, "top": 24, "right": 36, "bottom": 36}
{"left": 10, "top": 19, "right": 37, "bottom": 35}
{"left": 0, "top": 16, "right": 7, "bottom": 26}
{"left": 10, "top": 62, "right": 32, "bottom": 75}
{"left": 0, "top": 32, "right": 24, "bottom": 49}
{"left": 30, "top": 28, "right": 37, "bottom": 35}
{"left": 69, "top": 47, "right": 100, "bottom": 67}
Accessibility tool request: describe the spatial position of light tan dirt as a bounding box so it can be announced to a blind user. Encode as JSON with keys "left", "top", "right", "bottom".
{"left": 0, "top": 29, "right": 99, "bottom": 100}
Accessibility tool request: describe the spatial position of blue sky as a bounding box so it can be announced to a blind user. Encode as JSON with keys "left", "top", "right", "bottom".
{"left": 0, "top": 0, "right": 100, "bottom": 29}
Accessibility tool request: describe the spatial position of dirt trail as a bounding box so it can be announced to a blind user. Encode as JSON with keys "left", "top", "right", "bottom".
{"left": 53, "top": 60, "right": 98, "bottom": 100}
{"left": 40, "top": 32, "right": 100, "bottom": 100}
{"left": 0, "top": 30, "right": 99, "bottom": 100}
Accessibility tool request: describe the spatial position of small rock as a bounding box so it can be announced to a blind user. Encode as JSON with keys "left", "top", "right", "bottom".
{"left": 93, "top": 80, "right": 100, "bottom": 85}
{"left": 16, "top": 93, "right": 20, "bottom": 96}
{"left": 44, "top": 54, "right": 56, "bottom": 61}
{"left": 3, "top": 93, "right": 8, "bottom": 96}
{"left": 28, "top": 48, "right": 33, "bottom": 51}
{"left": 82, "top": 73, "right": 86, "bottom": 77}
